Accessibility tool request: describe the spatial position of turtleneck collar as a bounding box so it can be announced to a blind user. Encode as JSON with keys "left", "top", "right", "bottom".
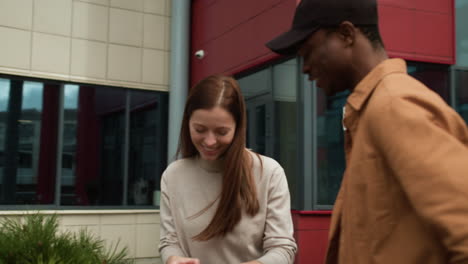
{"left": 196, "top": 155, "right": 225, "bottom": 173}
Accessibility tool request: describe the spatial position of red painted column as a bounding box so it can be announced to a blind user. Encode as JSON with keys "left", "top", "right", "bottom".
{"left": 36, "top": 84, "right": 60, "bottom": 204}
{"left": 74, "top": 86, "right": 100, "bottom": 205}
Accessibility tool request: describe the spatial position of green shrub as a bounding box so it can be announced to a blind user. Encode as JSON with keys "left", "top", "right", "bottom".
{"left": 0, "top": 213, "right": 133, "bottom": 264}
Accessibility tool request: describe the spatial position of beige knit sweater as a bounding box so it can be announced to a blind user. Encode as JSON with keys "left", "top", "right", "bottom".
{"left": 158, "top": 151, "right": 297, "bottom": 264}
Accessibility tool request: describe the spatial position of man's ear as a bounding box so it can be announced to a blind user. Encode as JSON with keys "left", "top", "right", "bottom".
{"left": 338, "top": 21, "right": 357, "bottom": 47}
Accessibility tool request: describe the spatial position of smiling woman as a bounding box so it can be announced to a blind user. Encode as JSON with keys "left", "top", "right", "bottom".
{"left": 189, "top": 106, "right": 236, "bottom": 161}
{"left": 159, "top": 75, "right": 297, "bottom": 264}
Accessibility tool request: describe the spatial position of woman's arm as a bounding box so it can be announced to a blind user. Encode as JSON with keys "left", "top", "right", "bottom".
{"left": 255, "top": 166, "right": 297, "bottom": 264}
{"left": 159, "top": 172, "right": 187, "bottom": 263}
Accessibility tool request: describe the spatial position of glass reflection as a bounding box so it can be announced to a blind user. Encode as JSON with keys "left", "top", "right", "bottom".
{"left": 0, "top": 75, "right": 169, "bottom": 207}
{"left": 407, "top": 62, "right": 450, "bottom": 103}
{"left": 17, "top": 82, "right": 44, "bottom": 204}
{"left": 316, "top": 88, "right": 347, "bottom": 205}
{"left": 456, "top": 0, "right": 468, "bottom": 67}
{"left": 128, "top": 90, "right": 168, "bottom": 206}
{"left": 60, "top": 85, "right": 126, "bottom": 205}
{"left": 0, "top": 79, "right": 56, "bottom": 205}
{"left": 241, "top": 68, "right": 272, "bottom": 157}
{"left": 273, "top": 59, "right": 297, "bottom": 209}
{"left": 60, "top": 84, "right": 78, "bottom": 205}
{"left": 0, "top": 79, "right": 12, "bottom": 203}
{"left": 456, "top": 70, "right": 468, "bottom": 124}
{"left": 0, "top": 79, "right": 10, "bottom": 149}
{"left": 238, "top": 58, "right": 298, "bottom": 209}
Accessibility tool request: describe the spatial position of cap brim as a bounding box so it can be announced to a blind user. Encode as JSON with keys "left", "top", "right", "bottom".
{"left": 266, "top": 27, "right": 319, "bottom": 56}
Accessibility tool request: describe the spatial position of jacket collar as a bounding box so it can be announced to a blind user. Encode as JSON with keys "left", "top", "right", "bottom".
{"left": 347, "top": 58, "right": 407, "bottom": 111}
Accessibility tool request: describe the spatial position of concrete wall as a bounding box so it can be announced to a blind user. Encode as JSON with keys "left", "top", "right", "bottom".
{"left": 0, "top": 0, "right": 171, "bottom": 91}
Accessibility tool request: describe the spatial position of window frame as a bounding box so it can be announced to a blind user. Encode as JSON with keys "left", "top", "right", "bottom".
{"left": 0, "top": 74, "right": 168, "bottom": 210}
{"left": 451, "top": 65, "right": 468, "bottom": 108}
{"left": 232, "top": 58, "right": 456, "bottom": 211}
{"left": 451, "top": 65, "right": 468, "bottom": 125}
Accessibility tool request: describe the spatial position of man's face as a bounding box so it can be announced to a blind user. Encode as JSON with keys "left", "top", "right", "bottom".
{"left": 298, "top": 28, "right": 353, "bottom": 96}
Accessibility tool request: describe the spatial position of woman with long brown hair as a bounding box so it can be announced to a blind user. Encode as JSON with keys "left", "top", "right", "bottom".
{"left": 158, "top": 75, "right": 297, "bottom": 264}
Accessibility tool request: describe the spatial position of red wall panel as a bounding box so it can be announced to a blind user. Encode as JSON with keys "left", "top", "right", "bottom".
{"left": 413, "top": 11, "right": 453, "bottom": 58}
{"left": 379, "top": 0, "right": 454, "bottom": 64}
{"left": 379, "top": 5, "right": 414, "bottom": 53}
{"left": 192, "top": 0, "right": 284, "bottom": 48}
{"left": 382, "top": 0, "right": 451, "bottom": 12}
{"left": 190, "top": 0, "right": 296, "bottom": 85}
{"left": 190, "top": 0, "right": 454, "bottom": 85}
{"left": 292, "top": 212, "right": 332, "bottom": 264}
{"left": 295, "top": 230, "right": 329, "bottom": 264}
{"left": 414, "top": 0, "right": 451, "bottom": 13}
{"left": 379, "top": 0, "right": 415, "bottom": 9}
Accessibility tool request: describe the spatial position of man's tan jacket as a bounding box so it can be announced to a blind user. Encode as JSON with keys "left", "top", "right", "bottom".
{"left": 325, "top": 59, "right": 468, "bottom": 264}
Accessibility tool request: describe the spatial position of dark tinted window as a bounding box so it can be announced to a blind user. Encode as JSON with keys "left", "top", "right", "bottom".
{"left": 0, "top": 76, "right": 168, "bottom": 207}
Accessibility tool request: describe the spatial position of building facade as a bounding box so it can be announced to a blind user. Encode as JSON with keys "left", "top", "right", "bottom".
{"left": 1, "top": 0, "right": 467, "bottom": 263}
{"left": 0, "top": 0, "right": 171, "bottom": 263}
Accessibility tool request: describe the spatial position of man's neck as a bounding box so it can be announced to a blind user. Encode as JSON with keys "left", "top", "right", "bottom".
{"left": 351, "top": 48, "right": 388, "bottom": 90}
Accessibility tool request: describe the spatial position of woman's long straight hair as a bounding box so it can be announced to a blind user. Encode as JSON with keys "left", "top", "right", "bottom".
{"left": 177, "top": 75, "right": 259, "bottom": 241}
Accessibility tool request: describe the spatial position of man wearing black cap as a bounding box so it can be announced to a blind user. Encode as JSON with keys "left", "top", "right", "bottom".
{"left": 267, "top": 0, "right": 468, "bottom": 263}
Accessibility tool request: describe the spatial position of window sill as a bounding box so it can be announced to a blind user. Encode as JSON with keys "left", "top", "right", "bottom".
{"left": 0, "top": 209, "right": 160, "bottom": 216}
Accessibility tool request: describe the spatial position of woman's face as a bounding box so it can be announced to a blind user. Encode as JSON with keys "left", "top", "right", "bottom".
{"left": 189, "top": 106, "right": 236, "bottom": 161}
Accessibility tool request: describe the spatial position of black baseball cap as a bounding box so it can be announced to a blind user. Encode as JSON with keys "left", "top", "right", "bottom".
{"left": 266, "top": 0, "right": 378, "bottom": 55}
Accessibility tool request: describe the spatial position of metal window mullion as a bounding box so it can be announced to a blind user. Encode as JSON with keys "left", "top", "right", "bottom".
{"left": 267, "top": 65, "right": 274, "bottom": 157}
{"left": 54, "top": 85, "right": 65, "bottom": 207}
{"left": 296, "top": 60, "right": 304, "bottom": 210}
{"left": 297, "top": 57, "right": 314, "bottom": 211}
{"left": 295, "top": 58, "right": 303, "bottom": 210}
{"left": 305, "top": 77, "right": 315, "bottom": 210}
{"left": 450, "top": 66, "right": 457, "bottom": 109}
{"left": 451, "top": 65, "right": 468, "bottom": 110}
{"left": 122, "top": 91, "right": 131, "bottom": 206}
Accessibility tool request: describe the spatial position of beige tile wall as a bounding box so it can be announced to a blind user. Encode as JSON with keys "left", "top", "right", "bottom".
{"left": 0, "top": 0, "right": 171, "bottom": 92}
{"left": 0, "top": 1, "right": 170, "bottom": 261}
{"left": 0, "top": 210, "right": 162, "bottom": 263}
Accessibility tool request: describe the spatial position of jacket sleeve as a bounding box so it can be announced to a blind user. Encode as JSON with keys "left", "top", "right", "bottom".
{"left": 368, "top": 96, "right": 468, "bottom": 263}
{"left": 256, "top": 166, "right": 298, "bottom": 264}
{"left": 158, "top": 171, "right": 186, "bottom": 263}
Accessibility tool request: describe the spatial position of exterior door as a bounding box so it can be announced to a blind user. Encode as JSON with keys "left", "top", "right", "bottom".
{"left": 245, "top": 93, "right": 274, "bottom": 157}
